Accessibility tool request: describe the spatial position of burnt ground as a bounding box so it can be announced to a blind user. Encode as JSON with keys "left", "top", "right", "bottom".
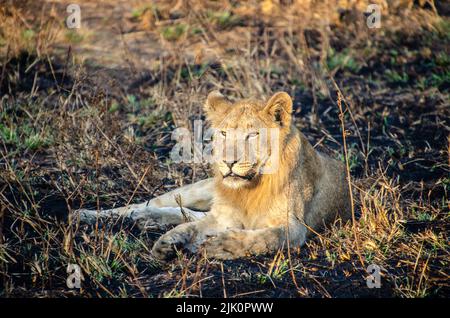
{"left": 0, "top": 0, "right": 449, "bottom": 297}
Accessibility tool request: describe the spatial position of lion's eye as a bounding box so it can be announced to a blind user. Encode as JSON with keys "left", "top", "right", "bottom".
{"left": 220, "top": 131, "right": 227, "bottom": 137}
{"left": 247, "top": 132, "right": 259, "bottom": 139}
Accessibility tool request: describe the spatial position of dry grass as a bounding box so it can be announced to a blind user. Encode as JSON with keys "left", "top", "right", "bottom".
{"left": 0, "top": 0, "right": 449, "bottom": 297}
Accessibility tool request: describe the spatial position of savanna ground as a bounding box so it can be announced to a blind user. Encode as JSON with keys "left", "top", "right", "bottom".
{"left": 0, "top": 0, "right": 449, "bottom": 298}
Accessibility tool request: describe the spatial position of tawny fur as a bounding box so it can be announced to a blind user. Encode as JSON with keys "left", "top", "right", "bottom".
{"left": 149, "top": 91, "right": 351, "bottom": 260}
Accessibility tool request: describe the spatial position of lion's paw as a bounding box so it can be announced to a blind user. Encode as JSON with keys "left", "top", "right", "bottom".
{"left": 151, "top": 237, "right": 177, "bottom": 261}
{"left": 151, "top": 230, "right": 190, "bottom": 261}
{"left": 202, "top": 231, "right": 246, "bottom": 260}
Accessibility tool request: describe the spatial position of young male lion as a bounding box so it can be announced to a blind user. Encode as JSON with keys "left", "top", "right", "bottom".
{"left": 76, "top": 91, "right": 351, "bottom": 260}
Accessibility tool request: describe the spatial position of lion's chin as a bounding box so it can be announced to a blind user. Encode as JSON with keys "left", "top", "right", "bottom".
{"left": 221, "top": 174, "right": 256, "bottom": 189}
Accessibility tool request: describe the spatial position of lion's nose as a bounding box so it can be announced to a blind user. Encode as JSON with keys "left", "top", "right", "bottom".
{"left": 224, "top": 160, "right": 238, "bottom": 169}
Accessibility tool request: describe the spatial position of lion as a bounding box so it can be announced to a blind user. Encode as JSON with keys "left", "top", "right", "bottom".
{"left": 76, "top": 91, "right": 351, "bottom": 261}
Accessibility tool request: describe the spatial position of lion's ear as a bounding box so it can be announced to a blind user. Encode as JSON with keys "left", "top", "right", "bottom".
{"left": 204, "top": 91, "right": 231, "bottom": 120}
{"left": 263, "top": 92, "right": 293, "bottom": 127}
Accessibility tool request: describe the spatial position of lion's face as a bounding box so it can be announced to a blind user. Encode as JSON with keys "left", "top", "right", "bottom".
{"left": 204, "top": 91, "right": 293, "bottom": 189}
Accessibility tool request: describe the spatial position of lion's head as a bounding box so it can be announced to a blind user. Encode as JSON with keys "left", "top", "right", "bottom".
{"left": 204, "top": 91, "right": 293, "bottom": 189}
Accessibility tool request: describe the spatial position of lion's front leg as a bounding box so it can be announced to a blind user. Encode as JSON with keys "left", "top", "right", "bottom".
{"left": 202, "top": 225, "right": 307, "bottom": 260}
{"left": 151, "top": 214, "right": 224, "bottom": 261}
